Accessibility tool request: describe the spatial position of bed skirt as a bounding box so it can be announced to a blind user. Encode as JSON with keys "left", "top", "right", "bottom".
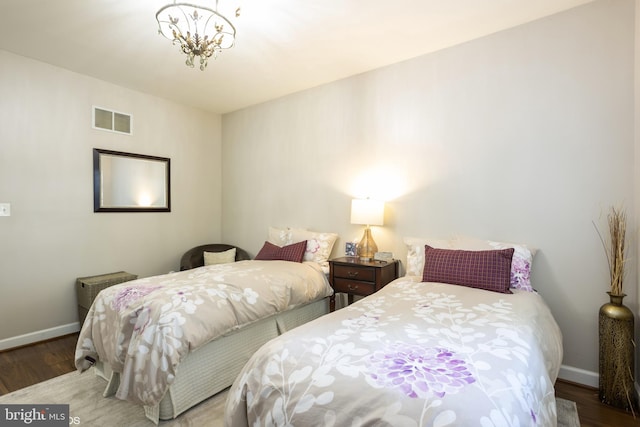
{"left": 95, "top": 297, "right": 330, "bottom": 424}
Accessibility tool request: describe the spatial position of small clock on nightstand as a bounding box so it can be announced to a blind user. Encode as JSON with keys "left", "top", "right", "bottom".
{"left": 328, "top": 257, "right": 399, "bottom": 312}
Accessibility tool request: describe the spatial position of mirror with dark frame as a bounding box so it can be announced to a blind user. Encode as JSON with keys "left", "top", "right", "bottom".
{"left": 93, "top": 148, "right": 171, "bottom": 212}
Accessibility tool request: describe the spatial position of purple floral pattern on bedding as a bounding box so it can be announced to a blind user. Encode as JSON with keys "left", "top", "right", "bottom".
{"left": 486, "top": 240, "right": 534, "bottom": 292}
{"left": 75, "top": 260, "right": 333, "bottom": 407}
{"left": 368, "top": 345, "right": 475, "bottom": 398}
{"left": 112, "top": 285, "right": 161, "bottom": 312}
{"left": 225, "top": 277, "right": 563, "bottom": 427}
{"left": 510, "top": 256, "right": 531, "bottom": 291}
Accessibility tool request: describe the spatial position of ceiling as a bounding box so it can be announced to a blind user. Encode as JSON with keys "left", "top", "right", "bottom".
{"left": 0, "top": 0, "right": 594, "bottom": 114}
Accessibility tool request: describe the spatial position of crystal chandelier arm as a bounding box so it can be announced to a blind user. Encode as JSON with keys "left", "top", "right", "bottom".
{"left": 157, "top": 4, "right": 189, "bottom": 42}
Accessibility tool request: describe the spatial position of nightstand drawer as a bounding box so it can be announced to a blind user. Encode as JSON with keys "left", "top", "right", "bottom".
{"left": 329, "top": 257, "right": 399, "bottom": 312}
{"left": 332, "top": 278, "right": 375, "bottom": 296}
{"left": 332, "top": 265, "right": 376, "bottom": 281}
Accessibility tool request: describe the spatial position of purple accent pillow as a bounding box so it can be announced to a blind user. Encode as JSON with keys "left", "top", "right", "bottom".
{"left": 422, "top": 245, "right": 515, "bottom": 294}
{"left": 255, "top": 240, "right": 307, "bottom": 263}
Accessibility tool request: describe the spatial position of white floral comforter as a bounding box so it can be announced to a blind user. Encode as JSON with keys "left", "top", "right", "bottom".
{"left": 225, "top": 276, "right": 563, "bottom": 427}
{"left": 74, "top": 260, "right": 333, "bottom": 407}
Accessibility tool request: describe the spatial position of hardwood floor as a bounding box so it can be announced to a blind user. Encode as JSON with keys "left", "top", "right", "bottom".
{"left": 555, "top": 379, "right": 638, "bottom": 426}
{"left": 0, "top": 334, "right": 639, "bottom": 425}
{"left": 0, "top": 334, "right": 77, "bottom": 395}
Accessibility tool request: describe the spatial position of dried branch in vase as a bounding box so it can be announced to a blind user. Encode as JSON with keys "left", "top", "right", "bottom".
{"left": 594, "top": 206, "right": 627, "bottom": 296}
{"left": 607, "top": 207, "right": 626, "bottom": 296}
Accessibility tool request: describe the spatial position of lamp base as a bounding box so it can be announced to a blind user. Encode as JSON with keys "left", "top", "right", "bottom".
{"left": 357, "top": 226, "right": 378, "bottom": 261}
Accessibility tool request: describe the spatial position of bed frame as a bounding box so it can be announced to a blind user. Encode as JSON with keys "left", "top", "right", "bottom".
{"left": 94, "top": 244, "right": 330, "bottom": 424}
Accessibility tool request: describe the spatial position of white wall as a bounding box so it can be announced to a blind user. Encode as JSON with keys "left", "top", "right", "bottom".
{"left": 222, "top": 0, "right": 636, "bottom": 387}
{"left": 0, "top": 51, "right": 222, "bottom": 347}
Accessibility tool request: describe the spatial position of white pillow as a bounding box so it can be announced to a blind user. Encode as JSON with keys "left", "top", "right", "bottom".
{"left": 268, "top": 226, "right": 292, "bottom": 247}
{"left": 403, "top": 236, "right": 452, "bottom": 277}
{"left": 268, "top": 226, "right": 338, "bottom": 267}
{"left": 290, "top": 228, "right": 339, "bottom": 267}
{"left": 204, "top": 248, "right": 236, "bottom": 265}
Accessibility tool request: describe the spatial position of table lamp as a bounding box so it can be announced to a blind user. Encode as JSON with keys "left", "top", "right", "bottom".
{"left": 350, "top": 198, "right": 384, "bottom": 261}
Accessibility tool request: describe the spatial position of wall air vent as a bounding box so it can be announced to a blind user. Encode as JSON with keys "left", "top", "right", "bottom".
{"left": 92, "top": 106, "right": 132, "bottom": 135}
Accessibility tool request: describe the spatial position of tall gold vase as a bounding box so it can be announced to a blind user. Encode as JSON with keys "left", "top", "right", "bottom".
{"left": 599, "top": 292, "right": 636, "bottom": 411}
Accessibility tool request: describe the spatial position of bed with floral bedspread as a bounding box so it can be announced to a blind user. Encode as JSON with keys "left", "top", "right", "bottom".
{"left": 75, "top": 260, "right": 333, "bottom": 409}
{"left": 225, "top": 276, "right": 563, "bottom": 427}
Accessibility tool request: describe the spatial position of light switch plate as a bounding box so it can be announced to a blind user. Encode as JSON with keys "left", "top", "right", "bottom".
{"left": 0, "top": 203, "right": 11, "bottom": 216}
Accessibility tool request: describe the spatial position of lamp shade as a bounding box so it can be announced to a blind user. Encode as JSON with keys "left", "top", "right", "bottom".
{"left": 350, "top": 199, "right": 384, "bottom": 226}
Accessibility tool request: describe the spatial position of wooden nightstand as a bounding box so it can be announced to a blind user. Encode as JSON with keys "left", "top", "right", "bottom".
{"left": 329, "top": 257, "right": 399, "bottom": 311}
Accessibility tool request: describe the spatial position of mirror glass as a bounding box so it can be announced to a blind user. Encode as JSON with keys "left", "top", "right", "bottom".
{"left": 93, "top": 148, "right": 171, "bottom": 212}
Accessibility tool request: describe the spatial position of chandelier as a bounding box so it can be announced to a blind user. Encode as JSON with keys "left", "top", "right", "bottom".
{"left": 156, "top": 1, "right": 240, "bottom": 71}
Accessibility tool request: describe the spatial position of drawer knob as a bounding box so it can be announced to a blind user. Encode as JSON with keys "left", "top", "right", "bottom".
{"left": 347, "top": 284, "right": 359, "bottom": 291}
{"left": 347, "top": 271, "right": 359, "bottom": 278}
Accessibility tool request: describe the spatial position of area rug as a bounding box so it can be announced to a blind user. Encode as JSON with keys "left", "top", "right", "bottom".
{"left": 0, "top": 370, "right": 580, "bottom": 426}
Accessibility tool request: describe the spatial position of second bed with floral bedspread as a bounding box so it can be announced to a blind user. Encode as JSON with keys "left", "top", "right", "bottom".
{"left": 75, "top": 260, "right": 333, "bottom": 409}
{"left": 225, "top": 276, "right": 563, "bottom": 426}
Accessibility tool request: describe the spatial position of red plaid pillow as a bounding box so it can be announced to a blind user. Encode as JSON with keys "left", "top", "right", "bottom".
{"left": 255, "top": 240, "right": 307, "bottom": 263}
{"left": 422, "top": 245, "right": 514, "bottom": 293}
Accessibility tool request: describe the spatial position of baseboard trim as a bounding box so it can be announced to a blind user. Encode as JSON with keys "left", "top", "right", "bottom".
{"left": 558, "top": 364, "right": 599, "bottom": 388}
{"left": 0, "top": 322, "right": 81, "bottom": 351}
{"left": 559, "top": 364, "right": 640, "bottom": 405}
